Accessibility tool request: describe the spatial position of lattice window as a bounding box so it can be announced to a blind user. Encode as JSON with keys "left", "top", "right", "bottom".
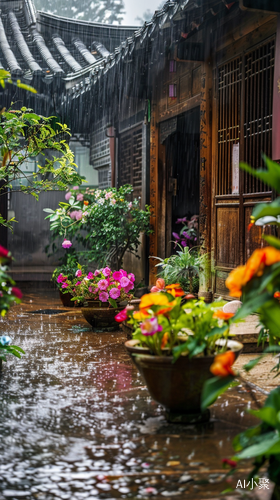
{"left": 244, "top": 39, "right": 275, "bottom": 194}
{"left": 217, "top": 57, "right": 242, "bottom": 195}
{"left": 98, "top": 168, "right": 110, "bottom": 189}
{"left": 119, "top": 125, "right": 142, "bottom": 192}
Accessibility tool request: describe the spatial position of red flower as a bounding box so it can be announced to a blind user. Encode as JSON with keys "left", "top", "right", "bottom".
{"left": 0, "top": 245, "right": 11, "bottom": 259}
{"left": 222, "top": 458, "right": 237, "bottom": 468}
{"left": 115, "top": 308, "right": 128, "bottom": 323}
{"left": 11, "top": 287, "right": 22, "bottom": 300}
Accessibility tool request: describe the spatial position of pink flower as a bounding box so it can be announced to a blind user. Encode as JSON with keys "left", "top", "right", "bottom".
{"left": 62, "top": 283, "right": 69, "bottom": 289}
{"left": 75, "top": 269, "right": 82, "bottom": 277}
{"left": 112, "top": 271, "right": 122, "bottom": 281}
{"left": 75, "top": 210, "right": 83, "bottom": 220}
{"left": 12, "top": 287, "right": 22, "bottom": 299}
{"left": 77, "top": 193, "right": 83, "bottom": 202}
{"left": 62, "top": 239, "right": 72, "bottom": 249}
{"left": 110, "top": 198, "right": 116, "bottom": 205}
{"left": 128, "top": 273, "right": 135, "bottom": 282}
{"left": 105, "top": 191, "right": 113, "bottom": 200}
{"left": 109, "top": 287, "right": 120, "bottom": 299}
{"left": 120, "top": 276, "right": 130, "bottom": 288}
{"left": 57, "top": 273, "right": 67, "bottom": 283}
{"left": 151, "top": 286, "right": 160, "bottom": 293}
{"left": 119, "top": 269, "right": 127, "bottom": 277}
{"left": 65, "top": 191, "right": 71, "bottom": 200}
{"left": 70, "top": 211, "right": 77, "bottom": 220}
{"left": 124, "top": 282, "right": 134, "bottom": 293}
{"left": 128, "top": 202, "right": 132, "bottom": 209}
{"left": 75, "top": 281, "right": 81, "bottom": 286}
{"left": 87, "top": 272, "right": 94, "bottom": 279}
{"left": 99, "top": 291, "right": 109, "bottom": 302}
{"left": 102, "top": 267, "right": 111, "bottom": 277}
{"left": 140, "top": 317, "right": 163, "bottom": 336}
{"left": 94, "top": 270, "right": 101, "bottom": 276}
{"left": 98, "top": 279, "right": 108, "bottom": 290}
{"left": 73, "top": 186, "right": 79, "bottom": 190}
{"left": 115, "top": 309, "right": 128, "bottom": 322}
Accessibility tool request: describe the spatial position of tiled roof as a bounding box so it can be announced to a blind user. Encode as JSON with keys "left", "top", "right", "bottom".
{"left": 0, "top": 0, "right": 137, "bottom": 80}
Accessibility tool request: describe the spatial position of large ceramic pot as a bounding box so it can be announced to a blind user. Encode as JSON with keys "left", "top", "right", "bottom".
{"left": 125, "top": 339, "right": 243, "bottom": 422}
{"left": 81, "top": 301, "right": 122, "bottom": 331}
{"left": 59, "top": 290, "right": 74, "bottom": 307}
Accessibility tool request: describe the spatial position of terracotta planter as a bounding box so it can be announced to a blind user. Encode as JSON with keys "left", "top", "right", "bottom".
{"left": 59, "top": 290, "right": 74, "bottom": 307}
{"left": 125, "top": 339, "right": 243, "bottom": 421}
{"left": 81, "top": 302, "right": 122, "bottom": 331}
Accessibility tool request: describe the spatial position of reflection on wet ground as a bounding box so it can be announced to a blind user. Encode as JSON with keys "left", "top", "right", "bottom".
{"left": 0, "top": 291, "right": 268, "bottom": 499}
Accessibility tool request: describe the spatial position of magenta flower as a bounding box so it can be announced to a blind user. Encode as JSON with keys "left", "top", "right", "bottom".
{"left": 62, "top": 239, "right": 72, "bottom": 249}
{"left": 62, "top": 283, "right": 69, "bottom": 289}
{"left": 75, "top": 281, "right": 81, "bottom": 286}
{"left": 75, "top": 269, "right": 82, "bottom": 277}
{"left": 94, "top": 270, "right": 101, "bottom": 276}
{"left": 65, "top": 191, "right": 71, "bottom": 200}
{"left": 57, "top": 273, "right": 67, "bottom": 283}
{"left": 128, "top": 273, "right": 135, "bottom": 282}
{"left": 87, "top": 272, "right": 94, "bottom": 279}
{"left": 98, "top": 279, "right": 108, "bottom": 290}
{"left": 140, "top": 317, "right": 163, "bottom": 336}
{"left": 119, "top": 269, "right": 128, "bottom": 277}
{"left": 102, "top": 267, "right": 111, "bottom": 277}
{"left": 112, "top": 271, "right": 122, "bottom": 281}
{"left": 99, "top": 291, "right": 109, "bottom": 302}
{"left": 109, "top": 287, "right": 120, "bottom": 299}
{"left": 120, "top": 276, "right": 130, "bottom": 288}
{"left": 77, "top": 193, "right": 84, "bottom": 202}
{"left": 124, "top": 282, "right": 134, "bottom": 293}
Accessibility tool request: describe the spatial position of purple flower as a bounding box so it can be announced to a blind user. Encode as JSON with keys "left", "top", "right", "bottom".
{"left": 140, "top": 317, "right": 163, "bottom": 336}
{"left": 128, "top": 273, "right": 135, "bottom": 282}
{"left": 62, "top": 239, "right": 72, "bottom": 249}
{"left": 94, "top": 270, "right": 101, "bottom": 277}
{"left": 99, "top": 291, "right": 109, "bottom": 302}
{"left": 98, "top": 279, "right": 108, "bottom": 290}
{"left": 176, "top": 217, "right": 187, "bottom": 224}
{"left": 182, "top": 231, "right": 190, "bottom": 239}
{"left": 77, "top": 193, "right": 84, "bottom": 202}
{"left": 102, "top": 267, "right": 111, "bottom": 277}
{"left": 109, "top": 287, "right": 120, "bottom": 299}
{"left": 120, "top": 276, "right": 130, "bottom": 288}
{"left": 172, "top": 232, "right": 180, "bottom": 241}
{"left": 112, "top": 271, "right": 122, "bottom": 281}
{"left": 62, "top": 283, "right": 69, "bottom": 289}
{"left": 87, "top": 272, "right": 94, "bottom": 279}
{"left": 75, "top": 269, "right": 82, "bottom": 277}
{"left": 65, "top": 191, "right": 71, "bottom": 200}
{"left": 124, "top": 282, "right": 134, "bottom": 293}
{"left": 57, "top": 273, "right": 67, "bottom": 283}
{"left": 181, "top": 240, "right": 187, "bottom": 247}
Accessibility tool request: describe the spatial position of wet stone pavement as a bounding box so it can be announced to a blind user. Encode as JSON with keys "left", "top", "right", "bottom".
{"left": 0, "top": 290, "right": 273, "bottom": 500}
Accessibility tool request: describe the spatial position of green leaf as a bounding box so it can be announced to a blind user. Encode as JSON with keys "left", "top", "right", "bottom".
{"left": 234, "top": 292, "right": 271, "bottom": 320}
{"left": 240, "top": 155, "right": 280, "bottom": 193}
{"left": 108, "top": 298, "right": 117, "bottom": 308}
{"left": 201, "top": 375, "right": 236, "bottom": 412}
{"left": 43, "top": 208, "right": 55, "bottom": 213}
{"left": 235, "top": 434, "right": 280, "bottom": 459}
{"left": 263, "top": 235, "right": 280, "bottom": 250}
{"left": 243, "top": 356, "right": 264, "bottom": 372}
{"left": 252, "top": 198, "right": 280, "bottom": 221}
{"left": 249, "top": 407, "right": 278, "bottom": 428}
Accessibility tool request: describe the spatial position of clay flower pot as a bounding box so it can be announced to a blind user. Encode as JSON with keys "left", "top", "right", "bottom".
{"left": 125, "top": 339, "right": 243, "bottom": 422}
{"left": 59, "top": 290, "right": 74, "bottom": 307}
{"left": 81, "top": 301, "right": 123, "bottom": 331}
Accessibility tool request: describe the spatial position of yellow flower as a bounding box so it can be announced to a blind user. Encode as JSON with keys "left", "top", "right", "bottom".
{"left": 139, "top": 293, "right": 176, "bottom": 315}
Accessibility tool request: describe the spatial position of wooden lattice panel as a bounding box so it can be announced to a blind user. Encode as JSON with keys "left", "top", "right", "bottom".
{"left": 118, "top": 125, "right": 143, "bottom": 198}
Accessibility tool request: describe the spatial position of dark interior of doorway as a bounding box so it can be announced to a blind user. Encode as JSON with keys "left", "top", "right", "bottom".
{"left": 165, "top": 106, "right": 200, "bottom": 251}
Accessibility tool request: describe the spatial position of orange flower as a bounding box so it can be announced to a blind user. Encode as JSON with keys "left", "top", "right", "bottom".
{"left": 165, "top": 283, "right": 185, "bottom": 297}
{"left": 156, "top": 278, "right": 165, "bottom": 290}
{"left": 210, "top": 351, "right": 236, "bottom": 377}
{"left": 84, "top": 200, "right": 89, "bottom": 206}
{"left": 247, "top": 222, "right": 254, "bottom": 232}
{"left": 213, "top": 310, "right": 234, "bottom": 320}
{"left": 161, "top": 332, "right": 169, "bottom": 349}
{"left": 139, "top": 293, "right": 176, "bottom": 315}
{"left": 225, "top": 265, "right": 246, "bottom": 298}
{"left": 274, "top": 291, "right": 280, "bottom": 299}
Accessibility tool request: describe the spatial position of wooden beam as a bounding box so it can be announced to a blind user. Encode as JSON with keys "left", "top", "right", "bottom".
{"left": 148, "top": 102, "right": 158, "bottom": 285}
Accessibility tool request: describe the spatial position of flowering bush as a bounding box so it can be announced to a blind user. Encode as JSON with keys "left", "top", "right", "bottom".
{"left": 44, "top": 184, "right": 152, "bottom": 269}
{"left": 117, "top": 289, "right": 235, "bottom": 357}
{"left": 172, "top": 215, "right": 199, "bottom": 249}
{"left": 0, "top": 245, "right": 24, "bottom": 362}
{"left": 51, "top": 254, "right": 86, "bottom": 293}
{"left": 64, "top": 266, "right": 135, "bottom": 306}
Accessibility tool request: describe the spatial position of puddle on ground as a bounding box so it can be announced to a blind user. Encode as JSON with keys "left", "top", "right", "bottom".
{"left": 0, "top": 291, "right": 264, "bottom": 499}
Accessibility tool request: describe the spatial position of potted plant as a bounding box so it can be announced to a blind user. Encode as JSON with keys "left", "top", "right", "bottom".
{"left": 51, "top": 253, "right": 85, "bottom": 307}
{"left": 44, "top": 184, "right": 152, "bottom": 270}
{"left": 66, "top": 266, "right": 135, "bottom": 331}
{"left": 116, "top": 285, "right": 242, "bottom": 423}
{"left": 0, "top": 245, "right": 24, "bottom": 368}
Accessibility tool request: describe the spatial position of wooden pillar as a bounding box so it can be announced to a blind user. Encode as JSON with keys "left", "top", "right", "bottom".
{"left": 149, "top": 102, "right": 158, "bottom": 285}
{"left": 198, "top": 60, "right": 213, "bottom": 301}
